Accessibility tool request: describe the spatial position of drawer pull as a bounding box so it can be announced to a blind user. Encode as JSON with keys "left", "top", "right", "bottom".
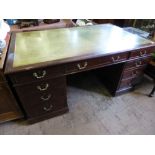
{"left": 77, "top": 62, "right": 88, "bottom": 70}
{"left": 140, "top": 50, "right": 147, "bottom": 56}
{"left": 112, "top": 56, "right": 120, "bottom": 62}
{"left": 135, "top": 61, "right": 142, "bottom": 67}
{"left": 132, "top": 71, "right": 138, "bottom": 77}
{"left": 37, "top": 83, "right": 49, "bottom": 91}
{"left": 33, "top": 70, "right": 46, "bottom": 79}
{"left": 43, "top": 105, "right": 53, "bottom": 111}
{"left": 40, "top": 94, "right": 51, "bottom": 101}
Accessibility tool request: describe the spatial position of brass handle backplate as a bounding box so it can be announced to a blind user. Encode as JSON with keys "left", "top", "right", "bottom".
{"left": 40, "top": 94, "right": 51, "bottom": 101}
{"left": 37, "top": 83, "right": 49, "bottom": 91}
{"left": 43, "top": 105, "right": 53, "bottom": 111}
{"left": 77, "top": 62, "right": 88, "bottom": 70}
{"left": 33, "top": 70, "right": 46, "bottom": 79}
{"left": 135, "top": 61, "right": 142, "bottom": 67}
{"left": 132, "top": 71, "right": 138, "bottom": 77}
{"left": 140, "top": 50, "right": 147, "bottom": 56}
{"left": 112, "top": 56, "right": 120, "bottom": 62}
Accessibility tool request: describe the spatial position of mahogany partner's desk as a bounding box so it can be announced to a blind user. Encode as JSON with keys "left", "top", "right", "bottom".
{"left": 5, "top": 24, "right": 155, "bottom": 123}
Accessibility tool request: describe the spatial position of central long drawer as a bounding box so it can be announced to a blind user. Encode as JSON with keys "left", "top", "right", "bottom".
{"left": 65, "top": 52, "right": 129, "bottom": 74}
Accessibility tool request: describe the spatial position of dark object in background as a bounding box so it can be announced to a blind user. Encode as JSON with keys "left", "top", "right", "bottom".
{"left": 5, "top": 19, "right": 18, "bottom": 25}
{"left": 18, "top": 19, "right": 39, "bottom": 28}
{"left": 43, "top": 19, "right": 60, "bottom": 24}
{"left": 93, "top": 19, "right": 125, "bottom": 27}
{"left": 145, "top": 61, "right": 155, "bottom": 97}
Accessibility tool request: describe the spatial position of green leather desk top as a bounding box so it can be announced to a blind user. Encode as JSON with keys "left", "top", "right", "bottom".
{"left": 13, "top": 24, "right": 154, "bottom": 68}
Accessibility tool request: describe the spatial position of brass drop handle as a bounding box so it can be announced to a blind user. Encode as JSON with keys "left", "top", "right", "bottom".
{"left": 132, "top": 71, "right": 138, "bottom": 77}
{"left": 43, "top": 105, "right": 53, "bottom": 111}
{"left": 140, "top": 50, "right": 147, "bottom": 56}
{"left": 112, "top": 56, "right": 120, "bottom": 62}
{"left": 77, "top": 62, "right": 88, "bottom": 70}
{"left": 37, "top": 83, "right": 49, "bottom": 91}
{"left": 40, "top": 94, "right": 51, "bottom": 101}
{"left": 135, "top": 61, "right": 142, "bottom": 67}
{"left": 33, "top": 70, "right": 46, "bottom": 79}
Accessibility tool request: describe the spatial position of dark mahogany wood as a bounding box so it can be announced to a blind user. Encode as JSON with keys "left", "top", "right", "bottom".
{"left": 13, "top": 76, "right": 68, "bottom": 121}
{"left": 119, "top": 78, "right": 133, "bottom": 89}
{"left": 122, "top": 68, "right": 144, "bottom": 80}
{"left": 4, "top": 24, "right": 155, "bottom": 123}
{"left": 0, "top": 82, "right": 23, "bottom": 123}
{"left": 0, "top": 34, "right": 23, "bottom": 124}
{"left": 65, "top": 52, "right": 129, "bottom": 75}
{"left": 129, "top": 47, "right": 154, "bottom": 59}
{"left": 124, "top": 57, "right": 150, "bottom": 70}
{"left": 0, "top": 71, "right": 5, "bottom": 82}
{"left": 27, "top": 107, "right": 69, "bottom": 124}
{"left": 9, "top": 65, "right": 65, "bottom": 85}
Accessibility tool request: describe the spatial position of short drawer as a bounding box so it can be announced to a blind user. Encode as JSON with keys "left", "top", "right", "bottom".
{"left": 119, "top": 78, "right": 133, "bottom": 89}
{"left": 24, "top": 94, "right": 67, "bottom": 118}
{"left": 9, "top": 65, "right": 65, "bottom": 85}
{"left": 65, "top": 52, "right": 128, "bottom": 74}
{"left": 125, "top": 58, "right": 150, "bottom": 70}
{"left": 129, "top": 47, "right": 153, "bottom": 59}
{"left": 122, "top": 68, "right": 144, "bottom": 80}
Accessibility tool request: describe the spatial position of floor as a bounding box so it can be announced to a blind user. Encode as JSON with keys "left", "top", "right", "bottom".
{"left": 0, "top": 73, "right": 155, "bottom": 135}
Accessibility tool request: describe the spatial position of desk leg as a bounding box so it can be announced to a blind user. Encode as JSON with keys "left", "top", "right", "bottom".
{"left": 149, "top": 81, "right": 155, "bottom": 97}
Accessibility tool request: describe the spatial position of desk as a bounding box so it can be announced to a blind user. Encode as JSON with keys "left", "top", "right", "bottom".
{"left": 5, "top": 24, "right": 155, "bottom": 123}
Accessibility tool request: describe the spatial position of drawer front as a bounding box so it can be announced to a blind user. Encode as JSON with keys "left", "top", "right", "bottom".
{"left": 129, "top": 47, "right": 153, "bottom": 59}
{"left": 0, "top": 82, "right": 22, "bottom": 122}
{"left": 65, "top": 53, "right": 128, "bottom": 74}
{"left": 25, "top": 94, "right": 67, "bottom": 117}
{"left": 14, "top": 77, "right": 66, "bottom": 107}
{"left": 14, "top": 77, "right": 67, "bottom": 117}
{"left": 122, "top": 68, "right": 144, "bottom": 80}
{"left": 9, "top": 65, "right": 65, "bottom": 85}
{"left": 125, "top": 58, "right": 149, "bottom": 70}
{"left": 119, "top": 79, "right": 133, "bottom": 89}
